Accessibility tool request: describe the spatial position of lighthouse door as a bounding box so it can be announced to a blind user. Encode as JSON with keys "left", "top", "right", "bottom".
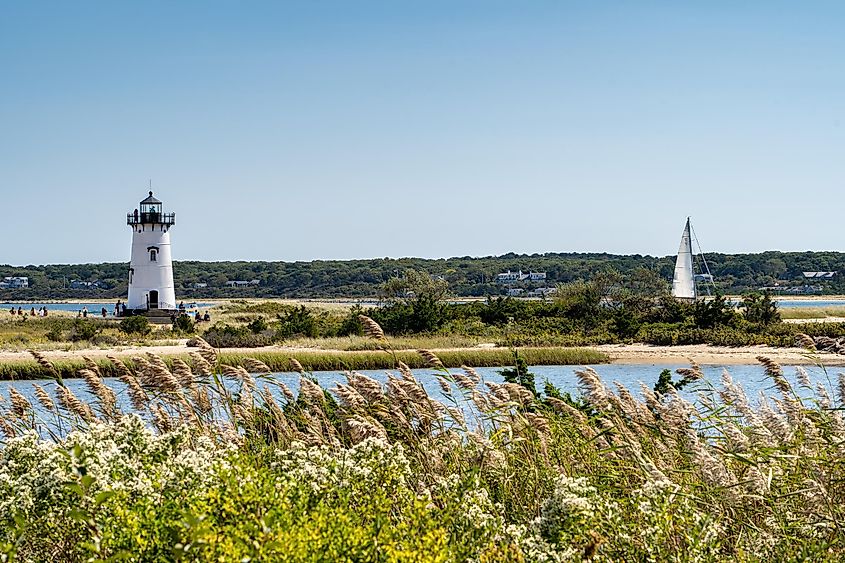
{"left": 149, "top": 290, "right": 159, "bottom": 309}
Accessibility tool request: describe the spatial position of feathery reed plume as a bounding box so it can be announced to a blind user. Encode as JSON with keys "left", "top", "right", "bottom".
{"left": 796, "top": 366, "right": 811, "bottom": 388}
{"left": 757, "top": 356, "right": 790, "bottom": 395}
{"left": 79, "top": 368, "right": 117, "bottom": 415}
{"left": 289, "top": 357, "right": 305, "bottom": 374}
{"left": 347, "top": 372, "right": 385, "bottom": 403}
{"left": 675, "top": 360, "right": 703, "bottom": 381}
{"left": 189, "top": 352, "right": 214, "bottom": 376}
{"left": 333, "top": 383, "right": 367, "bottom": 409}
{"left": 837, "top": 373, "right": 845, "bottom": 408}
{"left": 192, "top": 336, "right": 218, "bottom": 365}
{"left": 242, "top": 358, "right": 271, "bottom": 374}
{"left": 347, "top": 414, "right": 388, "bottom": 443}
{"left": 397, "top": 361, "right": 415, "bottom": 382}
{"left": 32, "top": 384, "right": 55, "bottom": 412}
{"left": 82, "top": 356, "right": 102, "bottom": 377}
{"left": 278, "top": 382, "right": 295, "bottom": 402}
{"left": 298, "top": 376, "right": 325, "bottom": 403}
{"left": 192, "top": 386, "right": 212, "bottom": 414}
{"left": 796, "top": 333, "right": 817, "bottom": 351}
{"left": 526, "top": 412, "right": 550, "bottom": 435}
{"left": 437, "top": 377, "right": 452, "bottom": 396}
{"left": 461, "top": 365, "right": 481, "bottom": 385}
{"left": 261, "top": 385, "right": 287, "bottom": 425}
{"left": 170, "top": 358, "right": 195, "bottom": 388}
{"left": 8, "top": 388, "right": 31, "bottom": 418}
{"left": 151, "top": 403, "right": 173, "bottom": 433}
{"left": 756, "top": 356, "right": 783, "bottom": 378}
{"left": 0, "top": 417, "right": 15, "bottom": 438}
{"left": 56, "top": 386, "right": 94, "bottom": 422}
{"left": 29, "top": 350, "right": 60, "bottom": 380}
{"left": 222, "top": 364, "right": 256, "bottom": 394}
{"left": 503, "top": 382, "right": 535, "bottom": 405}
{"left": 119, "top": 371, "right": 149, "bottom": 412}
{"left": 576, "top": 367, "right": 610, "bottom": 410}
{"left": 107, "top": 355, "right": 134, "bottom": 379}
{"left": 358, "top": 315, "right": 385, "bottom": 341}
{"left": 143, "top": 354, "right": 180, "bottom": 393}
{"left": 417, "top": 349, "right": 443, "bottom": 368}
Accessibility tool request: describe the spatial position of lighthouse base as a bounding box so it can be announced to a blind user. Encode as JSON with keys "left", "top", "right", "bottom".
{"left": 124, "top": 308, "right": 180, "bottom": 323}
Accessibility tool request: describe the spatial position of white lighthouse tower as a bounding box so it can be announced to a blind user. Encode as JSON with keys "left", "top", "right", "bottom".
{"left": 126, "top": 191, "right": 176, "bottom": 313}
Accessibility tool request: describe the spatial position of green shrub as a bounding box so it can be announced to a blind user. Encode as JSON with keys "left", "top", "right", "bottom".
{"left": 173, "top": 314, "right": 195, "bottom": 333}
{"left": 69, "top": 318, "right": 101, "bottom": 341}
{"left": 203, "top": 323, "right": 274, "bottom": 348}
{"left": 119, "top": 315, "right": 151, "bottom": 336}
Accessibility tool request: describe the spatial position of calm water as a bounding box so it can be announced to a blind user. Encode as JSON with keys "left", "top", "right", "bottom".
{"left": 774, "top": 299, "right": 845, "bottom": 309}
{"left": 0, "top": 302, "right": 214, "bottom": 313}
{"left": 2, "top": 363, "right": 839, "bottom": 424}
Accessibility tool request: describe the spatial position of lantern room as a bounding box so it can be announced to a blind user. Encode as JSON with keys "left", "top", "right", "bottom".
{"left": 127, "top": 191, "right": 175, "bottom": 227}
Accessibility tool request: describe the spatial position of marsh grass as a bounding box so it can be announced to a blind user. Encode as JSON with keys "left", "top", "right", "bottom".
{"left": 1, "top": 326, "right": 844, "bottom": 560}
{"left": 283, "top": 334, "right": 491, "bottom": 351}
{"left": 0, "top": 347, "right": 610, "bottom": 380}
{"left": 780, "top": 307, "right": 845, "bottom": 320}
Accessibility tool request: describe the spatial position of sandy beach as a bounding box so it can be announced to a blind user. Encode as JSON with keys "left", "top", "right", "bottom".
{"left": 596, "top": 343, "right": 845, "bottom": 366}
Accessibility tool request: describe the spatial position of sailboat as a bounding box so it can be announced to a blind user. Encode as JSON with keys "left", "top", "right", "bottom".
{"left": 672, "top": 218, "right": 713, "bottom": 301}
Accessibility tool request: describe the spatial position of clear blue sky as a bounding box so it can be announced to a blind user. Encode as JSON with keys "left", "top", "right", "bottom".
{"left": 1, "top": 1, "right": 843, "bottom": 265}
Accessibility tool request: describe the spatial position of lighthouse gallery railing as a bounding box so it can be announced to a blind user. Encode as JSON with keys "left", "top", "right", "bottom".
{"left": 127, "top": 212, "right": 176, "bottom": 226}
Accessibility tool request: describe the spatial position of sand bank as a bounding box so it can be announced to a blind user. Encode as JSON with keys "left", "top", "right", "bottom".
{"left": 597, "top": 343, "right": 844, "bottom": 366}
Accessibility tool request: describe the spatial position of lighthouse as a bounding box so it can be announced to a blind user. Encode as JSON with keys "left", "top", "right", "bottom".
{"left": 126, "top": 192, "right": 176, "bottom": 313}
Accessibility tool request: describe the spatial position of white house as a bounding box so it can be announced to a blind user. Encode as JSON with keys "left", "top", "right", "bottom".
{"left": 0, "top": 277, "right": 29, "bottom": 289}
{"left": 496, "top": 270, "right": 548, "bottom": 284}
{"left": 226, "top": 280, "right": 260, "bottom": 288}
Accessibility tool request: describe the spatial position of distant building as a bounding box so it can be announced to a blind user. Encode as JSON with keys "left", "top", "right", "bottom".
{"left": 193, "top": 282, "right": 208, "bottom": 289}
{"left": 803, "top": 272, "right": 836, "bottom": 279}
{"left": 528, "top": 287, "right": 557, "bottom": 297}
{"left": 496, "top": 270, "right": 548, "bottom": 284}
{"left": 0, "top": 277, "right": 29, "bottom": 289}
{"left": 226, "top": 280, "right": 260, "bottom": 288}
{"left": 506, "top": 288, "right": 524, "bottom": 297}
{"left": 69, "top": 280, "right": 105, "bottom": 290}
{"left": 497, "top": 270, "right": 523, "bottom": 283}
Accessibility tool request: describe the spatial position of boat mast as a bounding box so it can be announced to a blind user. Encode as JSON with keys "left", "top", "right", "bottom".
{"left": 690, "top": 221, "right": 715, "bottom": 297}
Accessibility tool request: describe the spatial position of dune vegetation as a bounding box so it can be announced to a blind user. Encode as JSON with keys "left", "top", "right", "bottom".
{"left": 0, "top": 320, "right": 844, "bottom": 561}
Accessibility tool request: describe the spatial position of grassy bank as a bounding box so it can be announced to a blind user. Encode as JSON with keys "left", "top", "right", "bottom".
{"left": 0, "top": 346, "right": 609, "bottom": 380}
{"left": 780, "top": 307, "right": 845, "bottom": 320}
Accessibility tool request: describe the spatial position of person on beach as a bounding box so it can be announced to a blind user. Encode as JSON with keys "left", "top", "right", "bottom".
{"left": 203, "top": 311, "right": 210, "bottom": 322}
{"left": 195, "top": 310, "right": 202, "bottom": 322}
{"left": 9, "top": 307, "right": 14, "bottom": 316}
{"left": 101, "top": 307, "right": 107, "bottom": 318}
{"left": 30, "top": 307, "right": 35, "bottom": 316}
{"left": 17, "top": 307, "right": 22, "bottom": 316}
{"left": 82, "top": 307, "right": 88, "bottom": 318}
{"left": 115, "top": 300, "right": 121, "bottom": 316}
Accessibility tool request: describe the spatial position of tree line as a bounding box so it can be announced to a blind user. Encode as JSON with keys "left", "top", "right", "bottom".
{"left": 2, "top": 250, "right": 845, "bottom": 299}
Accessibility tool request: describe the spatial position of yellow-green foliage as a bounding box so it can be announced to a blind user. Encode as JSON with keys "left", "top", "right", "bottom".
{"left": 1, "top": 334, "right": 845, "bottom": 560}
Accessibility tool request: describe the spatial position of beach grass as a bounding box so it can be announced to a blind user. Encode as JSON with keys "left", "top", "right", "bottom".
{"left": 780, "top": 307, "right": 845, "bottom": 320}
{"left": 0, "top": 346, "right": 609, "bottom": 380}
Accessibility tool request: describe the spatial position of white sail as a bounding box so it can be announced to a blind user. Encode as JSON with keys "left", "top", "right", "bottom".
{"left": 672, "top": 218, "right": 696, "bottom": 300}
